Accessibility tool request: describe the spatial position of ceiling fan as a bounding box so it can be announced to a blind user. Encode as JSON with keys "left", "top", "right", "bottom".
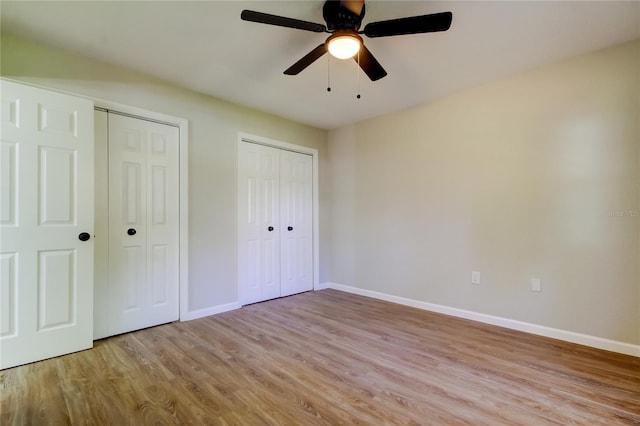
{"left": 241, "top": 0, "right": 452, "bottom": 81}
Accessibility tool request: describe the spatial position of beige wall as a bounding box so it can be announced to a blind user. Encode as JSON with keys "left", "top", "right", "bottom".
{"left": 3, "top": 32, "right": 639, "bottom": 346}
{"left": 329, "top": 40, "right": 640, "bottom": 344}
{"left": 1, "top": 34, "right": 330, "bottom": 313}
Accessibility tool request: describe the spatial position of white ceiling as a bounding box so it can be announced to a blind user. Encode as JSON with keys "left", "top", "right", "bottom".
{"left": 2, "top": 1, "right": 639, "bottom": 129}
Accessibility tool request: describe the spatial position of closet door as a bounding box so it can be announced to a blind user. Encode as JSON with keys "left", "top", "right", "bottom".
{"left": 238, "top": 141, "right": 313, "bottom": 305}
{"left": 279, "top": 150, "right": 313, "bottom": 297}
{"left": 107, "top": 114, "right": 179, "bottom": 336}
{"left": 238, "top": 142, "right": 281, "bottom": 305}
{"left": 0, "top": 80, "right": 94, "bottom": 369}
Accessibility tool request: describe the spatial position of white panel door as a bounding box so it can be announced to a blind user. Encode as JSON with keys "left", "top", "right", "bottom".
{"left": 0, "top": 79, "right": 94, "bottom": 369}
{"left": 279, "top": 150, "right": 313, "bottom": 297}
{"left": 238, "top": 142, "right": 262, "bottom": 304}
{"left": 238, "top": 142, "right": 281, "bottom": 304}
{"left": 260, "top": 146, "right": 281, "bottom": 301}
{"left": 107, "top": 114, "right": 179, "bottom": 336}
{"left": 238, "top": 141, "right": 313, "bottom": 305}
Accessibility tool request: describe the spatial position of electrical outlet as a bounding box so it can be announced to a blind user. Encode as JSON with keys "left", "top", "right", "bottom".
{"left": 471, "top": 271, "right": 481, "bottom": 285}
{"left": 531, "top": 278, "right": 541, "bottom": 292}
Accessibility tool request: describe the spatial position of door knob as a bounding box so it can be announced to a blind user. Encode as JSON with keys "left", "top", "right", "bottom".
{"left": 268, "top": 226, "right": 274, "bottom": 232}
{"left": 287, "top": 226, "right": 293, "bottom": 231}
{"left": 127, "top": 228, "right": 137, "bottom": 236}
{"left": 78, "top": 232, "right": 91, "bottom": 241}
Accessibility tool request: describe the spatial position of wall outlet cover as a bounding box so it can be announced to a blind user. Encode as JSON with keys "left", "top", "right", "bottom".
{"left": 531, "top": 278, "right": 541, "bottom": 292}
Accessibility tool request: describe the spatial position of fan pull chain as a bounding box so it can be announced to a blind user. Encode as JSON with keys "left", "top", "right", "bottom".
{"left": 327, "top": 55, "right": 332, "bottom": 92}
{"left": 356, "top": 49, "right": 361, "bottom": 99}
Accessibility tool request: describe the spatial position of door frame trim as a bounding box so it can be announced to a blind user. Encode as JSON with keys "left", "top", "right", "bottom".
{"left": 95, "top": 99, "right": 190, "bottom": 324}
{"left": 237, "top": 133, "right": 320, "bottom": 301}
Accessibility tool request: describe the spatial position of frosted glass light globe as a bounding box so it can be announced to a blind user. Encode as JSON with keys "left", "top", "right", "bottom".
{"left": 328, "top": 35, "right": 361, "bottom": 59}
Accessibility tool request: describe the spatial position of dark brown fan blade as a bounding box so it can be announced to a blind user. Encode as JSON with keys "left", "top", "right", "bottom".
{"left": 354, "top": 44, "right": 387, "bottom": 81}
{"left": 241, "top": 10, "right": 327, "bottom": 33}
{"left": 363, "top": 11, "right": 452, "bottom": 38}
{"left": 284, "top": 44, "right": 328, "bottom": 75}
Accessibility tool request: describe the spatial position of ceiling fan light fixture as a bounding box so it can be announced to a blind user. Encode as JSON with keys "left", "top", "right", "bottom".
{"left": 327, "top": 32, "right": 362, "bottom": 59}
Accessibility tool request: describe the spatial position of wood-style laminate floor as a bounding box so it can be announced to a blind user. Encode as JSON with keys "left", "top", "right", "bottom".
{"left": 1, "top": 289, "right": 639, "bottom": 425}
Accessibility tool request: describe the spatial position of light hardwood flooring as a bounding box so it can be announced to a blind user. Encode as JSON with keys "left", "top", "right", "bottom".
{"left": 1, "top": 289, "right": 639, "bottom": 425}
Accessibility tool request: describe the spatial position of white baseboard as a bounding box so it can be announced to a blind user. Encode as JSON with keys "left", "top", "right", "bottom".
{"left": 319, "top": 282, "right": 640, "bottom": 358}
{"left": 180, "top": 301, "right": 241, "bottom": 321}
{"left": 315, "top": 282, "right": 330, "bottom": 290}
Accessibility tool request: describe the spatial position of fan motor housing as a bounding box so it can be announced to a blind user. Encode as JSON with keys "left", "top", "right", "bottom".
{"left": 323, "top": 0, "right": 365, "bottom": 31}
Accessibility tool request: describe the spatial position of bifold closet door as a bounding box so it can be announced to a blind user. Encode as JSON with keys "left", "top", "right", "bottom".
{"left": 238, "top": 141, "right": 312, "bottom": 305}
{"left": 0, "top": 80, "right": 94, "bottom": 369}
{"left": 107, "top": 114, "right": 179, "bottom": 337}
{"left": 279, "top": 149, "right": 313, "bottom": 297}
{"left": 238, "top": 142, "right": 281, "bottom": 304}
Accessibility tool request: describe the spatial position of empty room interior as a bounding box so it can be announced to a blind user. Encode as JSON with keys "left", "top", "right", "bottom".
{"left": 1, "top": 1, "right": 639, "bottom": 424}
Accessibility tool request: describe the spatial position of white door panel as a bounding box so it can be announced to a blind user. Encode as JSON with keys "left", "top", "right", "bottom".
{"left": 0, "top": 79, "right": 94, "bottom": 369}
{"left": 107, "top": 114, "right": 178, "bottom": 336}
{"left": 238, "top": 143, "right": 262, "bottom": 304}
{"left": 238, "top": 141, "right": 312, "bottom": 305}
{"left": 260, "top": 145, "right": 281, "bottom": 301}
{"left": 280, "top": 150, "right": 313, "bottom": 297}
{"left": 147, "top": 125, "right": 179, "bottom": 310}
{"left": 238, "top": 142, "right": 281, "bottom": 304}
